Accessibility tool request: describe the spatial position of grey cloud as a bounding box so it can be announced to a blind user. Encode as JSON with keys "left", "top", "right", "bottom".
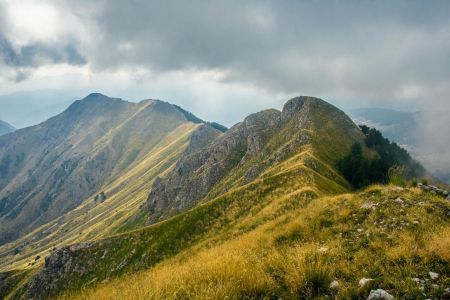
{"left": 0, "top": 1, "right": 86, "bottom": 81}
{"left": 2, "top": 0, "right": 449, "bottom": 104}
{"left": 52, "top": 0, "right": 450, "bottom": 106}
{"left": 56, "top": 0, "right": 449, "bottom": 178}
{"left": 0, "top": 36, "right": 86, "bottom": 82}
{"left": 0, "top": 35, "right": 86, "bottom": 67}
{"left": 1, "top": 0, "right": 448, "bottom": 178}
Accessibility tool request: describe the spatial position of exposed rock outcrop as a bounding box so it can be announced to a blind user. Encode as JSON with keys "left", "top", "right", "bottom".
{"left": 146, "top": 109, "right": 282, "bottom": 221}
{"left": 418, "top": 183, "right": 449, "bottom": 198}
{"left": 27, "top": 247, "right": 80, "bottom": 299}
{"left": 367, "top": 289, "right": 394, "bottom": 300}
{"left": 146, "top": 96, "right": 361, "bottom": 223}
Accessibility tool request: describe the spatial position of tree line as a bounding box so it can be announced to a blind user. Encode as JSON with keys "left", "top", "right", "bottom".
{"left": 338, "top": 125, "right": 424, "bottom": 188}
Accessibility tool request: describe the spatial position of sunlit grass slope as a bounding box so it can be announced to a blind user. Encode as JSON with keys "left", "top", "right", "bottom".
{"left": 63, "top": 186, "right": 449, "bottom": 300}
{"left": 11, "top": 143, "right": 349, "bottom": 299}
{"left": 0, "top": 123, "right": 200, "bottom": 272}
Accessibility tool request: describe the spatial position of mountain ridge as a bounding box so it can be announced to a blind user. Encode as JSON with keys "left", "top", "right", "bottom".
{"left": 1, "top": 96, "right": 364, "bottom": 298}
{"left": 0, "top": 93, "right": 224, "bottom": 246}
{"left": 145, "top": 96, "right": 360, "bottom": 223}
{"left": 0, "top": 120, "right": 15, "bottom": 136}
{"left": 0, "top": 95, "right": 447, "bottom": 300}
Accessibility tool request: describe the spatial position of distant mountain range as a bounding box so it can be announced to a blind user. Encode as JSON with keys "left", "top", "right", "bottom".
{"left": 0, "top": 120, "right": 15, "bottom": 136}
{"left": 349, "top": 107, "right": 419, "bottom": 148}
{"left": 0, "top": 89, "right": 80, "bottom": 129}
{"left": 349, "top": 107, "right": 450, "bottom": 184}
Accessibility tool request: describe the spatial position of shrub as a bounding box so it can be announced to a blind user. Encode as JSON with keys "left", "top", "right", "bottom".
{"left": 297, "top": 253, "right": 332, "bottom": 299}
{"left": 388, "top": 165, "right": 407, "bottom": 187}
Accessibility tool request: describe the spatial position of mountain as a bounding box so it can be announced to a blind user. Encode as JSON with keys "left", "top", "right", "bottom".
{"left": 146, "top": 96, "right": 361, "bottom": 223}
{"left": 0, "top": 120, "right": 15, "bottom": 136}
{"left": 1, "top": 96, "right": 448, "bottom": 300}
{"left": 0, "top": 89, "right": 81, "bottom": 129}
{"left": 349, "top": 108, "right": 419, "bottom": 147}
{"left": 349, "top": 108, "right": 450, "bottom": 184}
{"left": 0, "top": 93, "right": 224, "bottom": 246}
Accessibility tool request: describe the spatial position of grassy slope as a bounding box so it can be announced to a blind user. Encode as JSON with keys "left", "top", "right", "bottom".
{"left": 62, "top": 185, "right": 450, "bottom": 300}
{"left": 4, "top": 97, "right": 448, "bottom": 299}
{"left": 54, "top": 100, "right": 449, "bottom": 299}
{"left": 6, "top": 145, "right": 345, "bottom": 299}
{"left": 0, "top": 123, "right": 200, "bottom": 272}
{"left": 4, "top": 97, "right": 375, "bottom": 298}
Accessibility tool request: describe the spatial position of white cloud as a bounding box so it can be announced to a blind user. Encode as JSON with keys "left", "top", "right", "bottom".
{"left": 4, "top": 0, "right": 60, "bottom": 44}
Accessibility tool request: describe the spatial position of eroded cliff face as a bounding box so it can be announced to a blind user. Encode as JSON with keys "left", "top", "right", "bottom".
{"left": 146, "top": 96, "right": 361, "bottom": 222}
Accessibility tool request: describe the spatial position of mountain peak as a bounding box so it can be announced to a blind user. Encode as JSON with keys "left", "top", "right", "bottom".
{"left": 281, "top": 96, "right": 325, "bottom": 119}
{"left": 0, "top": 93, "right": 211, "bottom": 246}
{"left": 83, "top": 92, "right": 111, "bottom": 101}
{"left": 66, "top": 93, "right": 129, "bottom": 116}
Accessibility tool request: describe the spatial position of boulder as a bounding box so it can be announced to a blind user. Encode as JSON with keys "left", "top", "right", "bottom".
{"left": 367, "top": 289, "right": 394, "bottom": 300}
{"left": 418, "top": 183, "right": 430, "bottom": 191}
{"left": 318, "top": 246, "right": 328, "bottom": 253}
{"left": 411, "top": 277, "right": 420, "bottom": 283}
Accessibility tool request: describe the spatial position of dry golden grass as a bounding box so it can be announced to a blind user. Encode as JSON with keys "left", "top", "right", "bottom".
{"left": 61, "top": 186, "right": 450, "bottom": 300}
{"left": 426, "top": 226, "right": 450, "bottom": 261}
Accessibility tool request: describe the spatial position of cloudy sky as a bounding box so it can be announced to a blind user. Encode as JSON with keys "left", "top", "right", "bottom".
{"left": 0, "top": 0, "right": 449, "bottom": 128}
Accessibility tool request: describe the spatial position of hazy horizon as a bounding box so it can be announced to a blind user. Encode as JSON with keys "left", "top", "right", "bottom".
{"left": 0, "top": 88, "right": 423, "bottom": 129}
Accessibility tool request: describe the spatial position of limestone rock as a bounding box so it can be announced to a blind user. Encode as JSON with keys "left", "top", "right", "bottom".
{"left": 330, "top": 280, "right": 340, "bottom": 290}
{"left": 27, "top": 242, "right": 94, "bottom": 299}
{"left": 367, "top": 289, "right": 394, "bottom": 300}
{"left": 429, "top": 271, "right": 439, "bottom": 280}
{"left": 394, "top": 197, "right": 404, "bottom": 204}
